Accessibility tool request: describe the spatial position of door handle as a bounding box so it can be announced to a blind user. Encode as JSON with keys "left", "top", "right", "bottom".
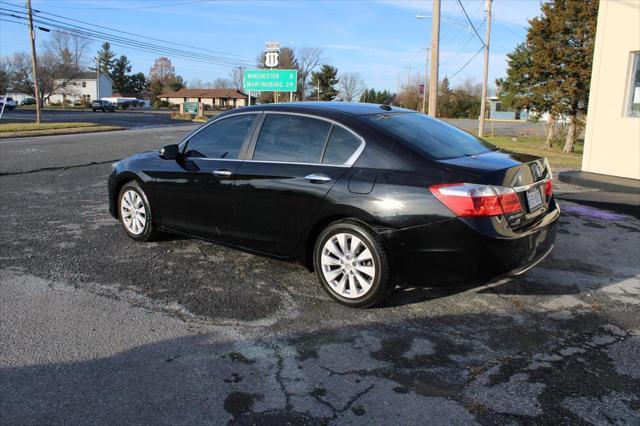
{"left": 212, "top": 169, "right": 232, "bottom": 177}
{"left": 304, "top": 173, "right": 332, "bottom": 183}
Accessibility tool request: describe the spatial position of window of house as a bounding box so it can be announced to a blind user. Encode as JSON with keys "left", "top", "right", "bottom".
{"left": 627, "top": 52, "right": 640, "bottom": 117}
{"left": 495, "top": 102, "right": 503, "bottom": 112}
{"left": 82, "top": 81, "right": 86, "bottom": 88}
{"left": 253, "top": 114, "right": 331, "bottom": 163}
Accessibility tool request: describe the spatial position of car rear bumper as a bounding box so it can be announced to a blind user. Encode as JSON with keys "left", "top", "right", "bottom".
{"left": 381, "top": 207, "right": 559, "bottom": 286}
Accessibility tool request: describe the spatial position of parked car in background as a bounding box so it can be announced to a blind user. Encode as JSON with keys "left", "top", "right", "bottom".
{"left": 20, "top": 97, "right": 36, "bottom": 105}
{"left": 91, "top": 100, "right": 115, "bottom": 112}
{"left": 108, "top": 102, "right": 559, "bottom": 308}
{"left": 0, "top": 96, "right": 17, "bottom": 111}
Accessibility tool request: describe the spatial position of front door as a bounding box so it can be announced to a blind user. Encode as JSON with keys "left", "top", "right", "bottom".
{"left": 148, "top": 113, "right": 260, "bottom": 241}
{"left": 232, "top": 113, "right": 365, "bottom": 257}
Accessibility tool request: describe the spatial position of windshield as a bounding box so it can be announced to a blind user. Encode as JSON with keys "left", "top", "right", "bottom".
{"left": 365, "top": 112, "right": 495, "bottom": 160}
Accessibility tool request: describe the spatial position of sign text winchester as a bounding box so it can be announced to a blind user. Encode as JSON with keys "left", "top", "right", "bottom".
{"left": 243, "top": 69, "right": 298, "bottom": 92}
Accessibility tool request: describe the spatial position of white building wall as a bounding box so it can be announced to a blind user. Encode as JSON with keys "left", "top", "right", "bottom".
{"left": 582, "top": 0, "right": 640, "bottom": 180}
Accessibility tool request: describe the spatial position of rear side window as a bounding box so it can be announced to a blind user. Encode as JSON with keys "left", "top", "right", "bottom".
{"left": 185, "top": 114, "right": 256, "bottom": 159}
{"left": 322, "top": 126, "right": 362, "bottom": 165}
{"left": 253, "top": 115, "right": 331, "bottom": 163}
{"left": 366, "top": 113, "right": 495, "bottom": 160}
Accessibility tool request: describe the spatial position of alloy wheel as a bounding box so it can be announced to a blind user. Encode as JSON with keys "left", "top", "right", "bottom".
{"left": 120, "top": 189, "right": 146, "bottom": 235}
{"left": 320, "top": 232, "right": 376, "bottom": 298}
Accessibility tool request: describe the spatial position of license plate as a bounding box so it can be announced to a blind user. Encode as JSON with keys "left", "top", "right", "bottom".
{"left": 526, "top": 187, "right": 543, "bottom": 211}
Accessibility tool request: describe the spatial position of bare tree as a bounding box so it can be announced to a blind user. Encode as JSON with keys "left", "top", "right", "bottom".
{"left": 337, "top": 72, "right": 365, "bottom": 102}
{"left": 43, "top": 31, "right": 91, "bottom": 72}
{"left": 6, "top": 51, "right": 79, "bottom": 105}
{"left": 212, "top": 78, "right": 231, "bottom": 89}
{"left": 229, "top": 67, "right": 243, "bottom": 91}
{"left": 396, "top": 71, "right": 423, "bottom": 111}
{"left": 296, "top": 47, "right": 322, "bottom": 101}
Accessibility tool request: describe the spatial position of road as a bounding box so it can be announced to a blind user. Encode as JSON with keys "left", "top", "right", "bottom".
{"left": 1, "top": 108, "right": 547, "bottom": 136}
{"left": 1, "top": 108, "right": 195, "bottom": 129}
{"left": 1, "top": 127, "right": 638, "bottom": 424}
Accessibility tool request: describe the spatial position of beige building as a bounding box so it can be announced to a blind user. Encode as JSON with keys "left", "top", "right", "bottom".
{"left": 158, "top": 88, "right": 253, "bottom": 109}
{"left": 582, "top": 0, "right": 640, "bottom": 180}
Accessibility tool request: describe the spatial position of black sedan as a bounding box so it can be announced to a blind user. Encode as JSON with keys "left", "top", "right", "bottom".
{"left": 108, "top": 102, "right": 558, "bottom": 308}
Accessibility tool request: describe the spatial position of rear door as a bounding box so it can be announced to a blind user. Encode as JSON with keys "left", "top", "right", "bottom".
{"left": 232, "top": 113, "right": 365, "bottom": 257}
{"left": 149, "top": 113, "right": 260, "bottom": 241}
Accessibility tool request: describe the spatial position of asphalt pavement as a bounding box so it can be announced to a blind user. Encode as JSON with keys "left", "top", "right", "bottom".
{"left": 1, "top": 108, "right": 194, "bottom": 128}
{"left": 0, "top": 127, "right": 638, "bottom": 424}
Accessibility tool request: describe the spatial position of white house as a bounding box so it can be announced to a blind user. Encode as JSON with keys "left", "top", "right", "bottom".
{"left": 48, "top": 72, "right": 113, "bottom": 105}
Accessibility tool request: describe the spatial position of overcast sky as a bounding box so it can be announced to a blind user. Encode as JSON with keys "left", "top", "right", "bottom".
{"left": 0, "top": 0, "right": 543, "bottom": 91}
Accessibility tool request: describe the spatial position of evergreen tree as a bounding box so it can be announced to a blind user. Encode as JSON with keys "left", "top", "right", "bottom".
{"left": 96, "top": 42, "right": 116, "bottom": 74}
{"left": 110, "top": 55, "right": 132, "bottom": 93}
{"left": 497, "top": 0, "right": 598, "bottom": 152}
{"left": 310, "top": 65, "right": 339, "bottom": 101}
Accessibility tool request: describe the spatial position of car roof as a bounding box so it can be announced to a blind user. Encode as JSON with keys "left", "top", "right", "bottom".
{"left": 232, "top": 101, "right": 414, "bottom": 117}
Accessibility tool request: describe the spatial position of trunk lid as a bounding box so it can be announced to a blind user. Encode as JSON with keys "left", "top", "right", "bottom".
{"left": 437, "top": 150, "right": 554, "bottom": 230}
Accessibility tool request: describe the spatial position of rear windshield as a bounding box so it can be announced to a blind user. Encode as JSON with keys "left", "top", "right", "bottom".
{"left": 365, "top": 112, "right": 495, "bottom": 160}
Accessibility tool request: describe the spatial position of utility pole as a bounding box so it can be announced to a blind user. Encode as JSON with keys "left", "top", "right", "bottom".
{"left": 428, "top": 0, "right": 440, "bottom": 117}
{"left": 478, "top": 0, "right": 492, "bottom": 137}
{"left": 96, "top": 57, "right": 100, "bottom": 102}
{"left": 26, "top": 0, "right": 41, "bottom": 124}
{"left": 422, "top": 47, "right": 430, "bottom": 114}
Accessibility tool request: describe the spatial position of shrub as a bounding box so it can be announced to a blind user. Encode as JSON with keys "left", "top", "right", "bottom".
{"left": 120, "top": 102, "right": 129, "bottom": 110}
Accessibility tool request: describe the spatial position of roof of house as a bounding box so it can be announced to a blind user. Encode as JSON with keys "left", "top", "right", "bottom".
{"left": 54, "top": 71, "right": 113, "bottom": 82}
{"left": 158, "top": 88, "right": 248, "bottom": 99}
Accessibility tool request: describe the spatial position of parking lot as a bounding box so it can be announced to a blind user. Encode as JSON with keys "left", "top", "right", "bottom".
{"left": 1, "top": 127, "right": 638, "bottom": 424}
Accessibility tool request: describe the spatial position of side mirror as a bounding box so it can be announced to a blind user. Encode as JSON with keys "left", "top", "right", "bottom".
{"left": 159, "top": 144, "right": 180, "bottom": 160}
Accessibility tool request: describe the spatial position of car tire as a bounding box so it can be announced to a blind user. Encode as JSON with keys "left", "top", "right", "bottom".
{"left": 313, "top": 219, "right": 393, "bottom": 308}
{"left": 92, "top": 109, "right": 96, "bottom": 112}
{"left": 117, "top": 181, "right": 162, "bottom": 242}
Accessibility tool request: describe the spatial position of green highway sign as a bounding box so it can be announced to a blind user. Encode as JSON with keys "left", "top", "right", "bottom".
{"left": 184, "top": 101, "right": 199, "bottom": 113}
{"left": 243, "top": 69, "right": 298, "bottom": 92}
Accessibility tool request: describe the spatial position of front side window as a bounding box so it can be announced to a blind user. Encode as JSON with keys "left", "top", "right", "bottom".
{"left": 253, "top": 114, "right": 331, "bottom": 163}
{"left": 627, "top": 52, "right": 640, "bottom": 117}
{"left": 184, "top": 114, "right": 256, "bottom": 159}
{"left": 322, "top": 126, "right": 362, "bottom": 165}
{"left": 366, "top": 112, "right": 495, "bottom": 160}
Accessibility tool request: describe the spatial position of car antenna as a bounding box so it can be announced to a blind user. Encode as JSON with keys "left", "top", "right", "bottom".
{"left": 379, "top": 105, "right": 392, "bottom": 111}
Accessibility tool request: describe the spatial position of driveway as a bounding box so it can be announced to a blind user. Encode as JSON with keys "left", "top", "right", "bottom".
{"left": 0, "top": 128, "right": 638, "bottom": 424}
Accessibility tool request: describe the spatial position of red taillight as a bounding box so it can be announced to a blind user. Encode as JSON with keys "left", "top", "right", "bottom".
{"left": 429, "top": 183, "right": 523, "bottom": 217}
{"left": 544, "top": 179, "right": 553, "bottom": 197}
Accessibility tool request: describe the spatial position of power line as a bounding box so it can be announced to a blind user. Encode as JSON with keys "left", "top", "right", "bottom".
{"left": 21, "top": 0, "right": 213, "bottom": 10}
{"left": 0, "top": 11, "right": 250, "bottom": 67}
{"left": 0, "top": 0, "right": 253, "bottom": 61}
{"left": 456, "top": 0, "right": 485, "bottom": 47}
{"left": 440, "top": 33, "right": 475, "bottom": 66}
{"left": 447, "top": 46, "right": 483, "bottom": 80}
{"left": 0, "top": 6, "right": 253, "bottom": 67}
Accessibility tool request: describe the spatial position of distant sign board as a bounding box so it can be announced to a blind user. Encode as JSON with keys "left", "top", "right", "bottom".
{"left": 184, "top": 102, "right": 198, "bottom": 114}
{"left": 243, "top": 69, "right": 298, "bottom": 92}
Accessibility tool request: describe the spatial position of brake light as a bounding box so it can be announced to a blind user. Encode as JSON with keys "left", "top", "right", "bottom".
{"left": 544, "top": 179, "right": 553, "bottom": 197}
{"left": 429, "top": 183, "right": 523, "bottom": 217}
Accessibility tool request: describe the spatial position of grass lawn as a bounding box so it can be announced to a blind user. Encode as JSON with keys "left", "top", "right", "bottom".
{"left": 0, "top": 122, "right": 123, "bottom": 138}
{"left": 484, "top": 135, "right": 583, "bottom": 170}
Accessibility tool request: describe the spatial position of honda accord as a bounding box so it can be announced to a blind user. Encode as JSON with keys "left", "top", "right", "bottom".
{"left": 108, "top": 102, "right": 558, "bottom": 307}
